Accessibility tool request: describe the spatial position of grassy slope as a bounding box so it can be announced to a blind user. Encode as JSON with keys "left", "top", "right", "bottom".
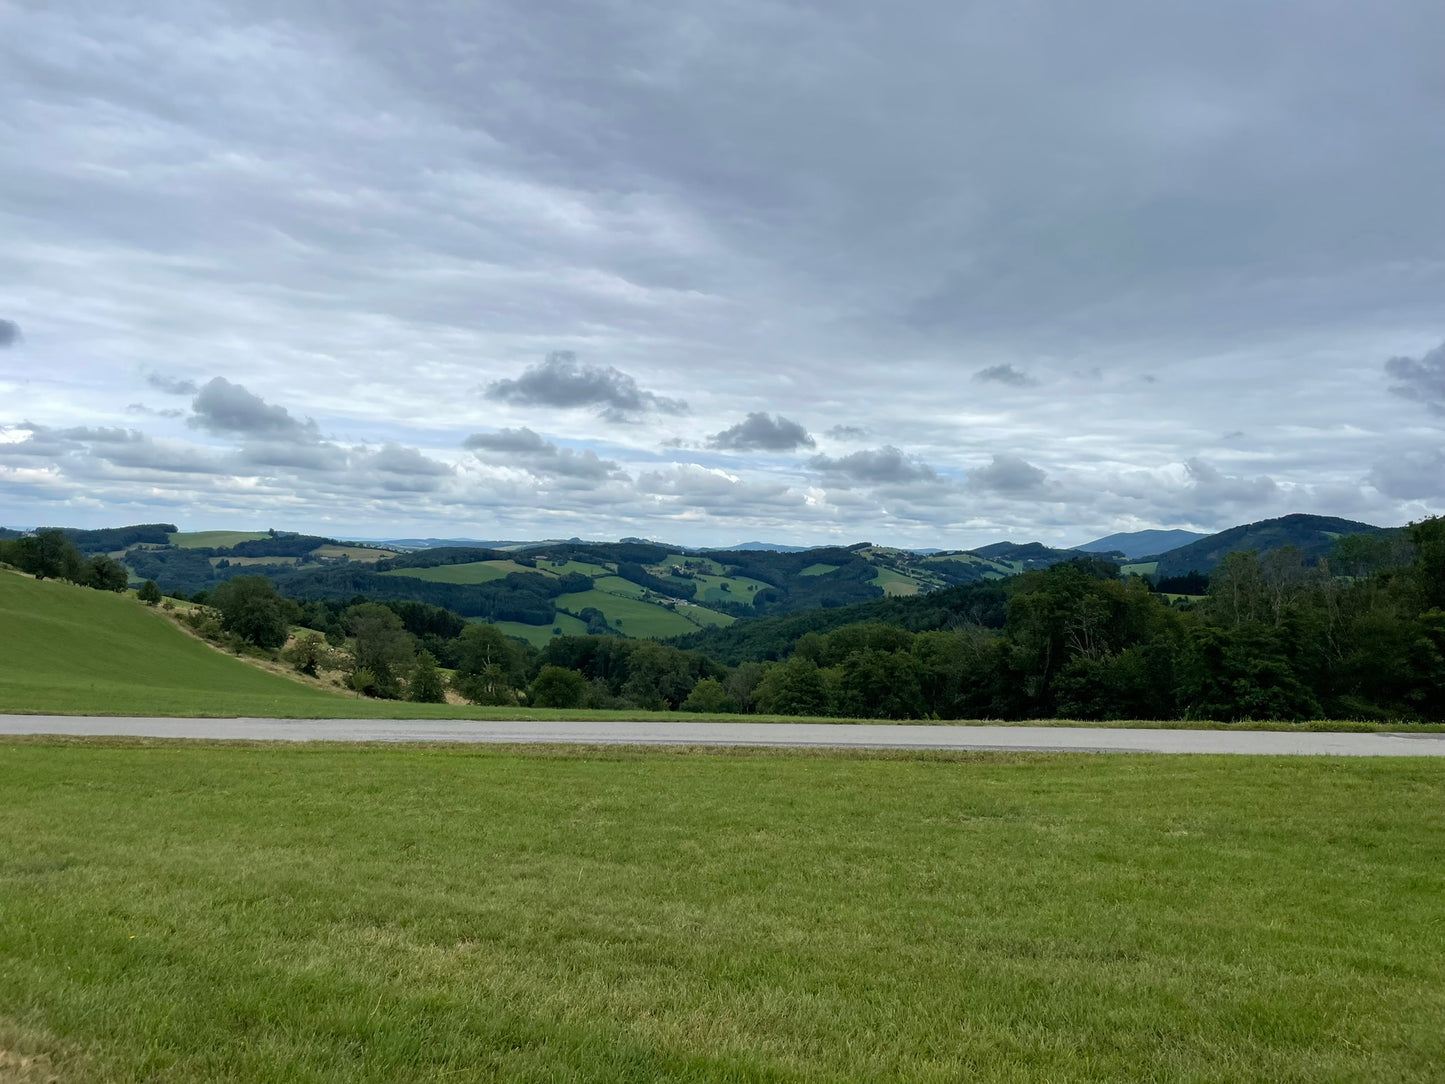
{"left": 490, "top": 612, "right": 590, "bottom": 646}
{"left": 0, "top": 742, "right": 1441, "bottom": 1082}
{"left": 168, "top": 530, "right": 267, "bottom": 549}
{"left": 0, "top": 573, "right": 352, "bottom": 717}
{"left": 555, "top": 588, "right": 726, "bottom": 637}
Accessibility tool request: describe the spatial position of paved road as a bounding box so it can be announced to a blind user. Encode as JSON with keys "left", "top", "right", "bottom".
{"left": 2, "top": 715, "right": 1443, "bottom": 755}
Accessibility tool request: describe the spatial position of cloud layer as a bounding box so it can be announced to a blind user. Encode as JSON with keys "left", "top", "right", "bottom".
{"left": 1, "top": 1, "right": 1442, "bottom": 545}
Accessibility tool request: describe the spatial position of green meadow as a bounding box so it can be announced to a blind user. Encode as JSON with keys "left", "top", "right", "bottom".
{"left": 0, "top": 573, "right": 352, "bottom": 717}
{"left": 489, "top": 612, "right": 591, "bottom": 647}
{"left": 554, "top": 587, "right": 731, "bottom": 638}
{"left": 168, "top": 530, "right": 268, "bottom": 549}
{"left": 382, "top": 559, "right": 537, "bottom": 585}
{"left": 0, "top": 742, "right": 1441, "bottom": 1082}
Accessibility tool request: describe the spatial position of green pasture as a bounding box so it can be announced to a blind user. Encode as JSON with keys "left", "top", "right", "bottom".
{"left": 0, "top": 742, "right": 1441, "bottom": 1082}
{"left": 382, "top": 560, "right": 537, "bottom": 585}
{"left": 535, "top": 558, "right": 614, "bottom": 578}
{"left": 168, "top": 530, "right": 268, "bottom": 549}
{"left": 489, "top": 613, "right": 590, "bottom": 647}
{"left": 798, "top": 562, "right": 840, "bottom": 576}
{"left": 689, "top": 572, "right": 768, "bottom": 606}
{"left": 872, "top": 566, "right": 924, "bottom": 596}
{"left": 590, "top": 574, "right": 648, "bottom": 599}
{"left": 311, "top": 545, "right": 396, "bottom": 562}
{"left": 555, "top": 588, "right": 732, "bottom": 638}
{"left": 1123, "top": 561, "right": 1160, "bottom": 576}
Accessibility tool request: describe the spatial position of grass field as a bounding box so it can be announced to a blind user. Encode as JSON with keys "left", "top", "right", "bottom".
{"left": 872, "top": 566, "right": 924, "bottom": 596}
{"left": 382, "top": 560, "right": 537, "bottom": 585}
{"left": 311, "top": 545, "right": 396, "bottom": 562}
{"left": 0, "top": 741, "right": 1440, "bottom": 1082}
{"left": 798, "top": 562, "right": 839, "bottom": 576}
{"left": 168, "top": 530, "right": 268, "bottom": 549}
{"left": 556, "top": 588, "right": 733, "bottom": 637}
{"left": 490, "top": 613, "right": 590, "bottom": 646}
{"left": 1123, "top": 561, "right": 1160, "bottom": 576}
{"left": 0, "top": 573, "right": 358, "bottom": 717}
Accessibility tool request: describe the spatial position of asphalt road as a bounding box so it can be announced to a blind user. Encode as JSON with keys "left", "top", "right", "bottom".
{"left": 2, "top": 715, "right": 1444, "bottom": 755}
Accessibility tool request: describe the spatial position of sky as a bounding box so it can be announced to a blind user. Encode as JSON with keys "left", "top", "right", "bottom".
{"left": 2, "top": 0, "right": 1443, "bottom": 549}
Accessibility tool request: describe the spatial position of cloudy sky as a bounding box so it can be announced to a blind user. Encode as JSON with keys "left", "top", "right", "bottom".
{"left": 2, "top": 0, "right": 1442, "bottom": 548}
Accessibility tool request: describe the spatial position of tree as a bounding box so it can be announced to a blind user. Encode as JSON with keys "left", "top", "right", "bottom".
{"left": 407, "top": 651, "right": 447, "bottom": 703}
{"left": 84, "top": 555, "right": 129, "bottom": 592}
{"left": 210, "top": 576, "right": 292, "bottom": 649}
{"left": 528, "top": 666, "right": 589, "bottom": 709}
{"left": 756, "top": 656, "right": 831, "bottom": 716}
{"left": 346, "top": 602, "right": 415, "bottom": 699}
{"left": 283, "top": 631, "right": 332, "bottom": 676}
{"left": 452, "top": 623, "right": 523, "bottom": 704}
{"left": 681, "top": 677, "right": 734, "bottom": 713}
{"left": 351, "top": 667, "right": 378, "bottom": 697}
{"left": 453, "top": 663, "right": 518, "bottom": 706}
{"left": 3, "top": 530, "right": 84, "bottom": 582}
{"left": 137, "top": 579, "right": 162, "bottom": 605}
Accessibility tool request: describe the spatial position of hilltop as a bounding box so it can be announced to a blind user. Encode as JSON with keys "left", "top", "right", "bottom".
{"left": 1144, "top": 513, "right": 1389, "bottom": 578}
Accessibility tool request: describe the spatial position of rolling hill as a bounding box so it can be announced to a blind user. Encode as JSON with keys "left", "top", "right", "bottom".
{"left": 1075, "top": 529, "right": 1208, "bottom": 559}
{"left": 1147, "top": 514, "right": 1388, "bottom": 578}
{"left": 0, "top": 571, "right": 353, "bottom": 716}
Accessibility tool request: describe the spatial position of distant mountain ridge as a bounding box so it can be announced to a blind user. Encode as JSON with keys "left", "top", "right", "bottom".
{"left": 1076, "top": 529, "right": 1208, "bottom": 559}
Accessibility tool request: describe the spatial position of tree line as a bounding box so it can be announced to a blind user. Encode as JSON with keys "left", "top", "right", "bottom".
{"left": 0, "top": 529, "right": 131, "bottom": 592}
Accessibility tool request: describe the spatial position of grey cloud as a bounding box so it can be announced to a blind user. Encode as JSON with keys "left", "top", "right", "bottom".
{"left": 126, "top": 403, "right": 184, "bottom": 418}
{"left": 240, "top": 442, "right": 350, "bottom": 473}
{"left": 826, "top": 425, "right": 869, "bottom": 440}
{"left": 1385, "top": 343, "right": 1445, "bottom": 415}
{"left": 973, "top": 364, "right": 1036, "bottom": 387}
{"left": 966, "top": 454, "right": 1048, "bottom": 494}
{"left": 809, "top": 446, "right": 940, "bottom": 486}
{"left": 465, "top": 427, "right": 621, "bottom": 481}
{"left": 362, "top": 443, "right": 453, "bottom": 477}
{"left": 1184, "top": 457, "right": 1277, "bottom": 504}
{"left": 485, "top": 352, "right": 687, "bottom": 421}
{"left": 464, "top": 428, "right": 553, "bottom": 455}
{"left": 146, "top": 373, "right": 199, "bottom": 396}
{"left": 190, "top": 378, "right": 318, "bottom": 441}
{"left": 708, "top": 413, "right": 815, "bottom": 452}
{"left": 1368, "top": 448, "right": 1445, "bottom": 500}
{"left": 5, "top": 424, "right": 228, "bottom": 475}
{"left": 98, "top": 436, "right": 227, "bottom": 475}
{"left": 0, "top": 320, "right": 19, "bottom": 348}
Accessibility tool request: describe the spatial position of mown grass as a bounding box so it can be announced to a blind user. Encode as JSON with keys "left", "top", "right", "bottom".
{"left": 0, "top": 572, "right": 352, "bottom": 717}
{"left": 0, "top": 742, "right": 1441, "bottom": 1081}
